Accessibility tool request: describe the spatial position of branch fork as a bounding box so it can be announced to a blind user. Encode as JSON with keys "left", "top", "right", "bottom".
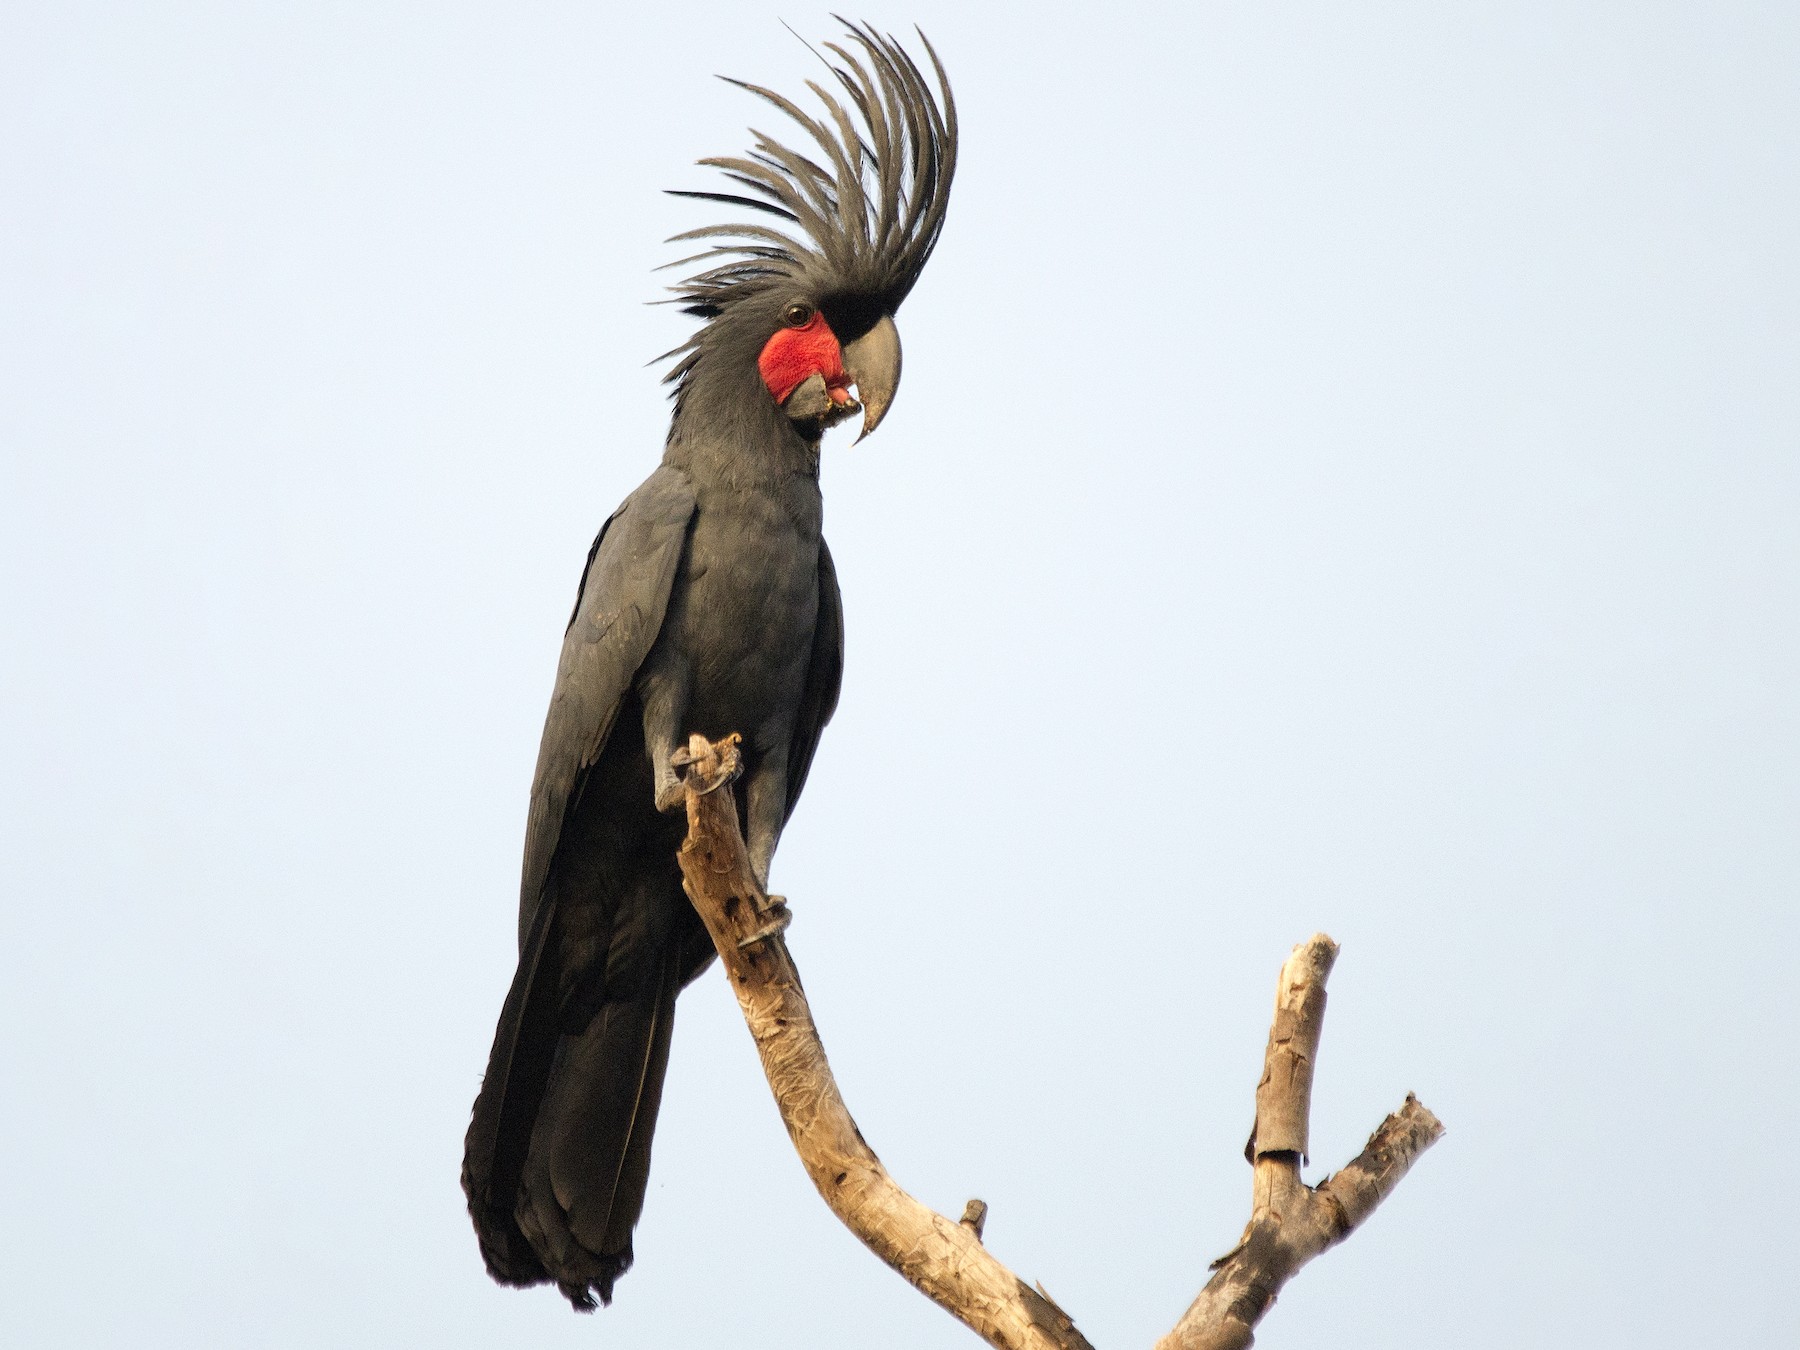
{"left": 671, "top": 734, "right": 1443, "bottom": 1349}
{"left": 1157, "top": 937, "right": 1443, "bottom": 1350}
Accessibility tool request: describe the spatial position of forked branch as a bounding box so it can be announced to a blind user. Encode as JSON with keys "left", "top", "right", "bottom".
{"left": 1155, "top": 938, "right": 1443, "bottom": 1350}
{"left": 673, "top": 734, "right": 1442, "bottom": 1349}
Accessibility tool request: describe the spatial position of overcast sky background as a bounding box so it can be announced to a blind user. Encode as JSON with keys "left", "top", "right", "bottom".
{"left": 4, "top": 3, "right": 1797, "bottom": 1346}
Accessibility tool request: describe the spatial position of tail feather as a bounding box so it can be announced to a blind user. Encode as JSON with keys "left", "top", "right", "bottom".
{"left": 462, "top": 896, "right": 561, "bottom": 1286}
{"left": 465, "top": 927, "right": 683, "bottom": 1310}
{"left": 599, "top": 955, "right": 679, "bottom": 1255}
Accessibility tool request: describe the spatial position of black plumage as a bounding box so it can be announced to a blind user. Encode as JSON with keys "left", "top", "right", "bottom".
{"left": 462, "top": 22, "right": 955, "bottom": 1311}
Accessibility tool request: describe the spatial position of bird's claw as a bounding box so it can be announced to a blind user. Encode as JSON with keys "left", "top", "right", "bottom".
{"left": 737, "top": 896, "right": 792, "bottom": 949}
{"left": 667, "top": 733, "right": 743, "bottom": 800}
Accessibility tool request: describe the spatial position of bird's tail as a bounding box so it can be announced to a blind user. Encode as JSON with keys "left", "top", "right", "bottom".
{"left": 463, "top": 915, "right": 682, "bottom": 1310}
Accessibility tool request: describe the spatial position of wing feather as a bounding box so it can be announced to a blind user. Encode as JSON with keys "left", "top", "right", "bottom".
{"left": 465, "top": 466, "right": 695, "bottom": 1282}
{"left": 784, "top": 537, "right": 844, "bottom": 822}
{"left": 518, "top": 467, "right": 697, "bottom": 938}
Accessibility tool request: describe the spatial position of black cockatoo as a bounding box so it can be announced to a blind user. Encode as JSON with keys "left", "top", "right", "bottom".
{"left": 461, "top": 23, "right": 956, "bottom": 1311}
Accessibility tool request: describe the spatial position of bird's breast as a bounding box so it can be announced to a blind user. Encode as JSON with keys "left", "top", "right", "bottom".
{"left": 656, "top": 480, "right": 823, "bottom": 740}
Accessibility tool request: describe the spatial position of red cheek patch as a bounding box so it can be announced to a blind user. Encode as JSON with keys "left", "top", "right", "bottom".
{"left": 758, "top": 314, "right": 847, "bottom": 405}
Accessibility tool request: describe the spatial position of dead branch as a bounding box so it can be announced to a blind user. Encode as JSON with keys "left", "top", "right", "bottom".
{"left": 673, "top": 734, "right": 1442, "bottom": 1349}
{"left": 1154, "top": 937, "right": 1444, "bottom": 1350}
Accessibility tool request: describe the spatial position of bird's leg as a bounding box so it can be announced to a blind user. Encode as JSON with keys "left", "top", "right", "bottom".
{"left": 638, "top": 663, "right": 691, "bottom": 814}
{"left": 741, "top": 756, "right": 791, "bottom": 892}
{"left": 651, "top": 753, "right": 685, "bottom": 814}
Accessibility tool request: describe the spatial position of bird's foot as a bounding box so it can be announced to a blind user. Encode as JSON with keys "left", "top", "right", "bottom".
{"left": 654, "top": 781, "right": 685, "bottom": 814}
{"left": 668, "top": 733, "right": 743, "bottom": 800}
{"left": 737, "top": 895, "right": 792, "bottom": 949}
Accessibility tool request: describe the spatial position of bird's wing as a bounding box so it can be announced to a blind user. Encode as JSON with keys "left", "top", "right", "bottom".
{"left": 519, "top": 465, "right": 696, "bottom": 936}
{"left": 783, "top": 536, "right": 844, "bottom": 823}
{"left": 464, "top": 467, "right": 695, "bottom": 1281}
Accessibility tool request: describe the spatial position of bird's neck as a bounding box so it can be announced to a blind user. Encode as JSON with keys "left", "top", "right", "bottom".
{"left": 664, "top": 359, "right": 821, "bottom": 487}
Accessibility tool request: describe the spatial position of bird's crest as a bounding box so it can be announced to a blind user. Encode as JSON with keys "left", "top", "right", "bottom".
{"left": 657, "top": 20, "right": 957, "bottom": 388}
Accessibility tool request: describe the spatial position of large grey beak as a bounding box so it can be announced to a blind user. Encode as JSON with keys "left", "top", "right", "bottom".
{"left": 840, "top": 314, "right": 901, "bottom": 443}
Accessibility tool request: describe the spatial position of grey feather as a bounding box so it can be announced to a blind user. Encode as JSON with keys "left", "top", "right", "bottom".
{"left": 659, "top": 21, "right": 956, "bottom": 380}
{"left": 785, "top": 539, "right": 845, "bottom": 822}
{"left": 519, "top": 467, "right": 697, "bottom": 933}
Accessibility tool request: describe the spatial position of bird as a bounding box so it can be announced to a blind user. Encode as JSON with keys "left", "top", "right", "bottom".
{"left": 461, "top": 22, "right": 956, "bottom": 1312}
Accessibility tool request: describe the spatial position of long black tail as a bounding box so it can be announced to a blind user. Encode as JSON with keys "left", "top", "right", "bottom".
{"left": 462, "top": 904, "right": 681, "bottom": 1310}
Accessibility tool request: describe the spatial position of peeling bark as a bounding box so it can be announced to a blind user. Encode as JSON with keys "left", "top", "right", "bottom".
{"left": 672, "top": 735, "right": 1443, "bottom": 1349}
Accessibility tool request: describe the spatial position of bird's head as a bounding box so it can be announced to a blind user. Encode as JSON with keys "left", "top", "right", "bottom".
{"left": 659, "top": 22, "right": 956, "bottom": 446}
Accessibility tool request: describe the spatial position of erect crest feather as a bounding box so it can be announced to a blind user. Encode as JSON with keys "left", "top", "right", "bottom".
{"left": 656, "top": 20, "right": 956, "bottom": 387}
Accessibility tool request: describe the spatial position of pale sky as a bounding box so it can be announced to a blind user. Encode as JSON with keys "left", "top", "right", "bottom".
{"left": 3, "top": 4, "right": 1796, "bottom": 1346}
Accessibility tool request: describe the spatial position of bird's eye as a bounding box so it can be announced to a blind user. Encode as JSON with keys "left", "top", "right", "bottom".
{"left": 781, "top": 302, "right": 815, "bottom": 328}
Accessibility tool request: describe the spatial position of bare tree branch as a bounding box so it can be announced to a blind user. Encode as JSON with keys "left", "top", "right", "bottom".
{"left": 672, "top": 734, "right": 1442, "bottom": 1349}
{"left": 1155, "top": 938, "right": 1445, "bottom": 1350}
{"left": 673, "top": 733, "right": 1092, "bottom": 1350}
